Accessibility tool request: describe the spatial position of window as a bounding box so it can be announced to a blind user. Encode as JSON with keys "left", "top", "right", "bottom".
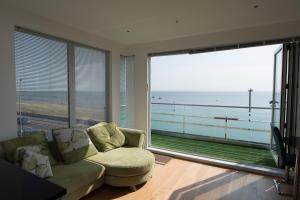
{"left": 120, "top": 56, "right": 127, "bottom": 127}
{"left": 75, "top": 46, "right": 107, "bottom": 127}
{"left": 15, "top": 31, "right": 68, "bottom": 135}
{"left": 15, "top": 29, "right": 108, "bottom": 135}
{"left": 119, "top": 55, "right": 135, "bottom": 128}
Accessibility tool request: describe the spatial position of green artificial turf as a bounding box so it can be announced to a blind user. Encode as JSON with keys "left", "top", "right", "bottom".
{"left": 151, "top": 133, "right": 276, "bottom": 167}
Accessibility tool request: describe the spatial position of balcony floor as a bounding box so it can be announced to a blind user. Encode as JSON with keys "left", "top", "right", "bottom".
{"left": 151, "top": 132, "right": 276, "bottom": 168}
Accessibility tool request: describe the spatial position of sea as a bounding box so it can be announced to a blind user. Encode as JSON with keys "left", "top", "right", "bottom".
{"left": 17, "top": 90, "right": 273, "bottom": 144}
{"left": 151, "top": 91, "right": 273, "bottom": 144}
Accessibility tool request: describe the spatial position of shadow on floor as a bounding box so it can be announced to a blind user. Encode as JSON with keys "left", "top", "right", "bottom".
{"left": 155, "top": 154, "right": 173, "bottom": 165}
{"left": 168, "top": 171, "right": 244, "bottom": 200}
{"left": 217, "top": 179, "right": 292, "bottom": 200}
{"left": 82, "top": 183, "right": 146, "bottom": 200}
{"left": 168, "top": 171, "right": 291, "bottom": 200}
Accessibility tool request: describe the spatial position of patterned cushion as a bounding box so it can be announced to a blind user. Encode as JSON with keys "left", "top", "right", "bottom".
{"left": 14, "top": 145, "right": 44, "bottom": 163}
{"left": 52, "top": 128, "right": 98, "bottom": 164}
{"left": 15, "top": 146, "right": 53, "bottom": 178}
{"left": 87, "top": 122, "right": 125, "bottom": 152}
{"left": 0, "top": 132, "right": 57, "bottom": 165}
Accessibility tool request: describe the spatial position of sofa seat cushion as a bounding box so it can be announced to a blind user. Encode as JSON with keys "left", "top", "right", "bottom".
{"left": 86, "top": 147, "right": 155, "bottom": 177}
{"left": 47, "top": 159, "right": 105, "bottom": 196}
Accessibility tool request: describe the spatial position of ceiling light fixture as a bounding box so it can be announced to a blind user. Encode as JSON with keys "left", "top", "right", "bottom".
{"left": 126, "top": 30, "right": 130, "bottom": 33}
{"left": 175, "top": 20, "right": 179, "bottom": 23}
{"left": 253, "top": 5, "right": 259, "bottom": 8}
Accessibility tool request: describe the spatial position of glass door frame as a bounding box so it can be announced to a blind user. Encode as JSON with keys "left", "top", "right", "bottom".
{"left": 147, "top": 39, "right": 300, "bottom": 175}
{"left": 271, "top": 44, "right": 288, "bottom": 136}
{"left": 270, "top": 44, "right": 288, "bottom": 166}
{"left": 270, "top": 42, "right": 300, "bottom": 163}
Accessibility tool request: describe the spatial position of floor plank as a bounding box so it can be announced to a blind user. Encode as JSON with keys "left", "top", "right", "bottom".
{"left": 82, "top": 156, "right": 292, "bottom": 200}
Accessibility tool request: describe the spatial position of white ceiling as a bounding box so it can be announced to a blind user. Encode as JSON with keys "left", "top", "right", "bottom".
{"left": 3, "top": 0, "right": 300, "bottom": 45}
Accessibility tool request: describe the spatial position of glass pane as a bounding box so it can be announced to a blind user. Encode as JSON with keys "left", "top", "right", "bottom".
{"left": 120, "top": 56, "right": 127, "bottom": 127}
{"left": 119, "top": 55, "right": 135, "bottom": 128}
{"left": 270, "top": 46, "right": 284, "bottom": 163}
{"left": 15, "top": 31, "right": 69, "bottom": 136}
{"left": 273, "top": 48, "right": 283, "bottom": 127}
{"left": 75, "top": 46, "right": 106, "bottom": 127}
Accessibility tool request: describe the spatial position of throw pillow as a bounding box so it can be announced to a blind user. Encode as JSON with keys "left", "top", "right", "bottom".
{"left": 0, "top": 132, "right": 57, "bottom": 165}
{"left": 15, "top": 147, "right": 53, "bottom": 178}
{"left": 14, "top": 145, "right": 45, "bottom": 163}
{"left": 87, "top": 122, "right": 125, "bottom": 152}
{"left": 52, "top": 128, "right": 98, "bottom": 164}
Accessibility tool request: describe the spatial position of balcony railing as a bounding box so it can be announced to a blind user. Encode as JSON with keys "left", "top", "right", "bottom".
{"left": 151, "top": 102, "right": 272, "bottom": 146}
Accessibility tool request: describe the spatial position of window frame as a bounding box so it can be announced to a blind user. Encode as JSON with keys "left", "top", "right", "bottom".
{"left": 15, "top": 26, "right": 110, "bottom": 132}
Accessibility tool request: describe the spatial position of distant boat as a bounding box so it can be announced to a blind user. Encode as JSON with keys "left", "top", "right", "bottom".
{"left": 152, "top": 96, "right": 155, "bottom": 98}
{"left": 158, "top": 97, "right": 162, "bottom": 100}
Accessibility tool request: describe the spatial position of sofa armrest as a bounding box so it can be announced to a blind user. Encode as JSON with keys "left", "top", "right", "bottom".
{"left": 119, "top": 128, "right": 145, "bottom": 148}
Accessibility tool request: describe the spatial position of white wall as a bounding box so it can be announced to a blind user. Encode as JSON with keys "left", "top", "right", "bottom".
{"left": 127, "top": 20, "right": 300, "bottom": 136}
{"left": 0, "top": 4, "right": 126, "bottom": 140}
{"left": 0, "top": 8, "right": 17, "bottom": 140}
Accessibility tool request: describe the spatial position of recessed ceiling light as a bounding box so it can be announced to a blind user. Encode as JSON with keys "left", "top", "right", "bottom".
{"left": 253, "top": 5, "right": 259, "bottom": 8}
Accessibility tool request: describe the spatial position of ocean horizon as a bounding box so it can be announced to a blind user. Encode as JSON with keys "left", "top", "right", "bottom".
{"left": 151, "top": 91, "right": 272, "bottom": 107}
{"left": 151, "top": 91, "right": 272, "bottom": 144}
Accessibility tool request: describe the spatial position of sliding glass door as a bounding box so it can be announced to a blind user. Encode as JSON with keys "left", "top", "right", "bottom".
{"left": 149, "top": 44, "right": 283, "bottom": 167}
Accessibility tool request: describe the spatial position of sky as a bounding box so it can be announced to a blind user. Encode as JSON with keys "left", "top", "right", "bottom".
{"left": 151, "top": 44, "right": 281, "bottom": 92}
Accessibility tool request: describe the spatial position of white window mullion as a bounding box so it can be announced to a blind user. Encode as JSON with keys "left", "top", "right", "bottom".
{"left": 68, "top": 43, "right": 76, "bottom": 127}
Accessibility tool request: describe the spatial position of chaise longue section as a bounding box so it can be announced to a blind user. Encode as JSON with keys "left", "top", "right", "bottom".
{"left": 86, "top": 127, "right": 155, "bottom": 188}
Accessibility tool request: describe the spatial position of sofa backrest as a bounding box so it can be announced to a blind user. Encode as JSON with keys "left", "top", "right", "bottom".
{"left": 0, "top": 144, "right": 6, "bottom": 160}
{"left": 0, "top": 132, "right": 58, "bottom": 165}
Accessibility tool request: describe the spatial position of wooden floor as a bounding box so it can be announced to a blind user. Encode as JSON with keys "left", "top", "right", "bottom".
{"left": 82, "top": 155, "right": 292, "bottom": 200}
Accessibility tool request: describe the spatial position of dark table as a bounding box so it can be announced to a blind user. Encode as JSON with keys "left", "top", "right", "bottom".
{"left": 0, "top": 159, "right": 66, "bottom": 200}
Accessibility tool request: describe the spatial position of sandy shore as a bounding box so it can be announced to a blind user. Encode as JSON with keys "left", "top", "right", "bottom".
{"left": 18, "top": 102, "right": 105, "bottom": 121}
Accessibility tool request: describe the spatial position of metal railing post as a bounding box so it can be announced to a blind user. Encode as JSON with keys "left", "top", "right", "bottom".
{"left": 225, "top": 117, "right": 228, "bottom": 140}
{"left": 183, "top": 105, "right": 186, "bottom": 134}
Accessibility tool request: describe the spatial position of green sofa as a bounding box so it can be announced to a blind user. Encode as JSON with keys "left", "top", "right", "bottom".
{"left": 0, "top": 127, "right": 155, "bottom": 200}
